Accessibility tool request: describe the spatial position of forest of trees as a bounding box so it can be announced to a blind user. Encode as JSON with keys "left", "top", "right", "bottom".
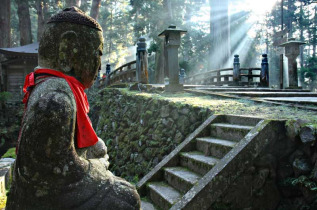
{"left": 0, "top": 0, "right": 316, "bottom": 87}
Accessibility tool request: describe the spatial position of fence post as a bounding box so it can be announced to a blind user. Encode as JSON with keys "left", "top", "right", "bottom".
{"left": 105, "top": 63, "right": 111, "bottom": 86}
{"left": 179, "top": 68, "right": 186, "bottom": 84}
{"left": 261, "top": 54, "right": 269, "bottom": 87}
{"left": 233, "top": 55, "right": 240, "bottom": 85}
{"left": 136, "top": 37, "right": 149, "bottom": 84}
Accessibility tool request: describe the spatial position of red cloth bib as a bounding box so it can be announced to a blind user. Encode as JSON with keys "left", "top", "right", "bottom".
{"left": 22, "top": 69, "right": 98, "bottom": 148}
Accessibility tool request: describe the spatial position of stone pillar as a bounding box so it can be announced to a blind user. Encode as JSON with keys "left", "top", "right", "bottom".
{"left": 136, "top": 37, "right": 148, "bottom": 84}
{"left": 280, "top": 38, "right": 305, "bottom": 89}
{"left": 159, "top": 25, "right": 187, "bottom": 92}
{"left": 260, "top": 54, "right": 269, "bottom": 86}
{"left": 233, "top": 55, "right": 240, "bottom": 84}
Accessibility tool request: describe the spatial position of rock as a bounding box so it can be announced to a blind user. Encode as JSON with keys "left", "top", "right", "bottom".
{"left": 171, "top": 109, "right": 179, "bottom": 120}
{"left": 253, "top": 168, "right": 270, "bottom": 190}
{"left": 160, "top": 105, "right": 170, "bottom": 118}
{"left": 277, "top": 162, "right": 294, "bottom": 180}
{"left": 180, "top": 107, "right": 190, "bottom": 115}
{"left": 153, "top": 157, "right": 159, "bottom": 166}
{"left": 293, "top": 158, "right": 313, "bottom": 177}
{"left": 299, "top": 125, "right": 316, "bottom": 144}
{"left": 289, "top": 150, "right": 305, "bottom": 164}
{"left": 310, "top": 161, "right": 317, "bottom": 182}
{"left": 174, "top": 131, "right": 184, "bottom": 144}
{"left": 189, "top": 112, "right": 198, "bottom": 124}
{"left": 162, "top": 118, "right": 174, "bottom": 127}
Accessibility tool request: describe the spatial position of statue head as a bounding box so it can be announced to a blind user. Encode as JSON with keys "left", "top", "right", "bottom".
{"left": 39, "top": 7, "right": 104, "bottom": 88}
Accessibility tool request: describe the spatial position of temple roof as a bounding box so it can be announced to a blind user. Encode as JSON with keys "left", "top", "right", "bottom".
{"left": 0, "top": 42, "right": 38, "bottom": 58}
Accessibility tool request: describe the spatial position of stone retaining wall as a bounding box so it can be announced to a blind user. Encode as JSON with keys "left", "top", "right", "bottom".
{"left": 92, "top": 88, "right": 212, "bottom": 182}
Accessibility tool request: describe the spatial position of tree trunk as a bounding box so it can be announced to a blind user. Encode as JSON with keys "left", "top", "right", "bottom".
{"left": 154, "top": 0, "right": 173, "bottom": 83}
{"left": 65, "top": 0, "right": 79, "bottom": 8}
{"left": 90, "top": 0, "right": 101, "bottom": 20}
{"left": 299, "top": 2, "right": 304, "bottom": 68}
{"left": 287, "top": 0, "right": 294, "bottom": 37}
{"left": 16, "top": 0, "right": 32, "bottom": 46}
{"left": 0, "top": 0, "right": 11, "bottom": 48}
{"left": 155, "top": 40, "right": 165, "bottom": 83}
{"left": 37, "top": 0, "right": 47, "bottom": 41}
{"left": 80, "top": 0, "right": 89, "bottom": 12}
{"left": 163, "top": 0, "right": 173, "bottom": 23}
{"left": 313, "top": 6, "right": 317, "bottom": 58}
{"left": 209, "top": 0, "right": 231, "bottom": 69}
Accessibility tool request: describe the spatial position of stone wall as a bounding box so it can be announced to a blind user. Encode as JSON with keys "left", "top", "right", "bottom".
{"left": 90, "top": 88, "right": 317, "bottom": 208}
{"left": 92, "top": 88, "right": 212, "bottom": 182}
{"left": 212, "top": 121, "right": 317, "bottom": 210}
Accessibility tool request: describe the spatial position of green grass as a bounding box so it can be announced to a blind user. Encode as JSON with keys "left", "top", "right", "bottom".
{"left": 122, "top": 89, "right": 317, "bottom": 123}
{"left": 2, "top": 147, "right": 16, "bottom": 159}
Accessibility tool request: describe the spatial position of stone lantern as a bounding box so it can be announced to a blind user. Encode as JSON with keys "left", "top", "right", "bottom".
{"left": 159, "top": 25, "right": 187, "bottom": 92}
{"left": 280, "top": 38, "right": 306, "bottom": 89}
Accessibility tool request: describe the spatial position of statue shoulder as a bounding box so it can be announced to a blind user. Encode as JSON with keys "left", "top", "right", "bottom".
{"left": 27, "top": 77, "right": 76, "bottom": 113}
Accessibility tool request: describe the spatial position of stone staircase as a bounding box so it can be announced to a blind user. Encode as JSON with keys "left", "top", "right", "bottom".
{"left": 137, "top": 115, "right": 278, "bottom": 210}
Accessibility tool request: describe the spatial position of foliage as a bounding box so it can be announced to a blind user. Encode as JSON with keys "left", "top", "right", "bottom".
{"left": 2, "top": 147, "right": 16, "bottom": 159}
{"left": 299, "top": 56, "right": 317, "bottom": 90}
{"left": 283, "top": 176, "right": 317, "bottom": 191}
{"left": 0, "top": 92, "right": 11, "bottom": 103}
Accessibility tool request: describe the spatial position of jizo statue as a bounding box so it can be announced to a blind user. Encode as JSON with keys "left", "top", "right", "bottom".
{"left": 6, "top": 7, "right": 140, "bottom": 210}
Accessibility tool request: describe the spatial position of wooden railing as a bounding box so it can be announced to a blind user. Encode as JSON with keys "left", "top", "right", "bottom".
{"left": 98, "top": 61, "right": 264, "bottom": 88}
{"left": 99, "top": 60, "right": 136, "bottom": 88}
{"left": 184, "top": 67, "right": 262, "bottom": 86}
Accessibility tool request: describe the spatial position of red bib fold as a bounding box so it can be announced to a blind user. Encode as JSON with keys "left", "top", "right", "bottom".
{"left": 23, "top": 69, "right": 98, "bottom": 148}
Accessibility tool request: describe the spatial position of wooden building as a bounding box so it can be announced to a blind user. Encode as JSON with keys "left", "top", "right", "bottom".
{"left": 0, "top": 43, "right": 38, "bottom": 102}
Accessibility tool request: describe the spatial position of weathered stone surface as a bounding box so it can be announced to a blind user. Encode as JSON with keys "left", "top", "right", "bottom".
{"left": 7, "top": 79, "right": 140, "bottom": 210}
{"left": 299, "top": 125, "right": 316, "bottom": 144}
{"left": 93, "top": 88, "right": 206, "bottom": 182}
{"left": 293, "top": 158, "right": 313, "bottom": 177}
{"left": 6, "top": 8, "right": 140, "bottom": 210}
{"left": 160, "top": 105, "right": 170, "bottom": 118}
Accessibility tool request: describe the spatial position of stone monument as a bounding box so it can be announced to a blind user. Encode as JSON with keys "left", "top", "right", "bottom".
{"left": 6, "top": 7, "right": 140, "bottom": 210}
{"left": 280, "top": 38, "right": 306, "bottom": 89}
{"left": 159, "top": 25, "right": 187, "bottom": 92}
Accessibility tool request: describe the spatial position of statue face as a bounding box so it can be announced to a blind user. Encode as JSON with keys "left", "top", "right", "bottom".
{"left": 76, "top": 30, "right": 104, "bottom": 88}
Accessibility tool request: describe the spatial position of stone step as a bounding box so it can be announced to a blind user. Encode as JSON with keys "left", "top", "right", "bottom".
{"left": 164, "top": 167, "right": 201, "bottom": 193}
{"left": 141, "top": 200, "right": 157, "bottom": 210}
{"left": 148, "top": 182, "right": 182, "bottom": 210}
{"left": 210, "top": 123, "right": 253, "bottom": 141}
{"left": 219, "top": 115, "right": 260, "bottom": 126}
{"left": 196, "top": 137, "right": 236, "bottom": 159}
{"left": 194, "top": 87, "right": 310, "bottom": 92}
{"left": 180, "top": 151, "right": 219, "bottom": 175}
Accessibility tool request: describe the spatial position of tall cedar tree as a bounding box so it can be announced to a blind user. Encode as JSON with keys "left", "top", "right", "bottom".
{"left": 90, "top": 0, "right": 101, "bottom": 20}
{"left": 209, "top": 0, "right": 230, "bottom": 69}
{"left": 16, "top": 0, "right": 32, "bottom": 46}
{"left": 0, "top": 0, "right": 11, "bottom": 48}
{"left": 65, "top": 0, "right": 79, "bottom": 7}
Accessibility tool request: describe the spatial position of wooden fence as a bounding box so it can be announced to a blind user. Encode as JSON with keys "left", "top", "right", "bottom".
{"left": 98, "top": 60, "right": 136, "bottom": 88}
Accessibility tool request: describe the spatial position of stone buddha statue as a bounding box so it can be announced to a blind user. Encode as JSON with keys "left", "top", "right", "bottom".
{"left": 6, "top": 7, "right": 140, "bottom": 210}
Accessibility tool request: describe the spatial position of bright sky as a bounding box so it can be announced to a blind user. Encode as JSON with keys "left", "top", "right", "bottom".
{"left": 191, "top": 0, "right": 279, "bottom": 24}
{"left": 233, "top": 0, "right": 279, "bottom": 23}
